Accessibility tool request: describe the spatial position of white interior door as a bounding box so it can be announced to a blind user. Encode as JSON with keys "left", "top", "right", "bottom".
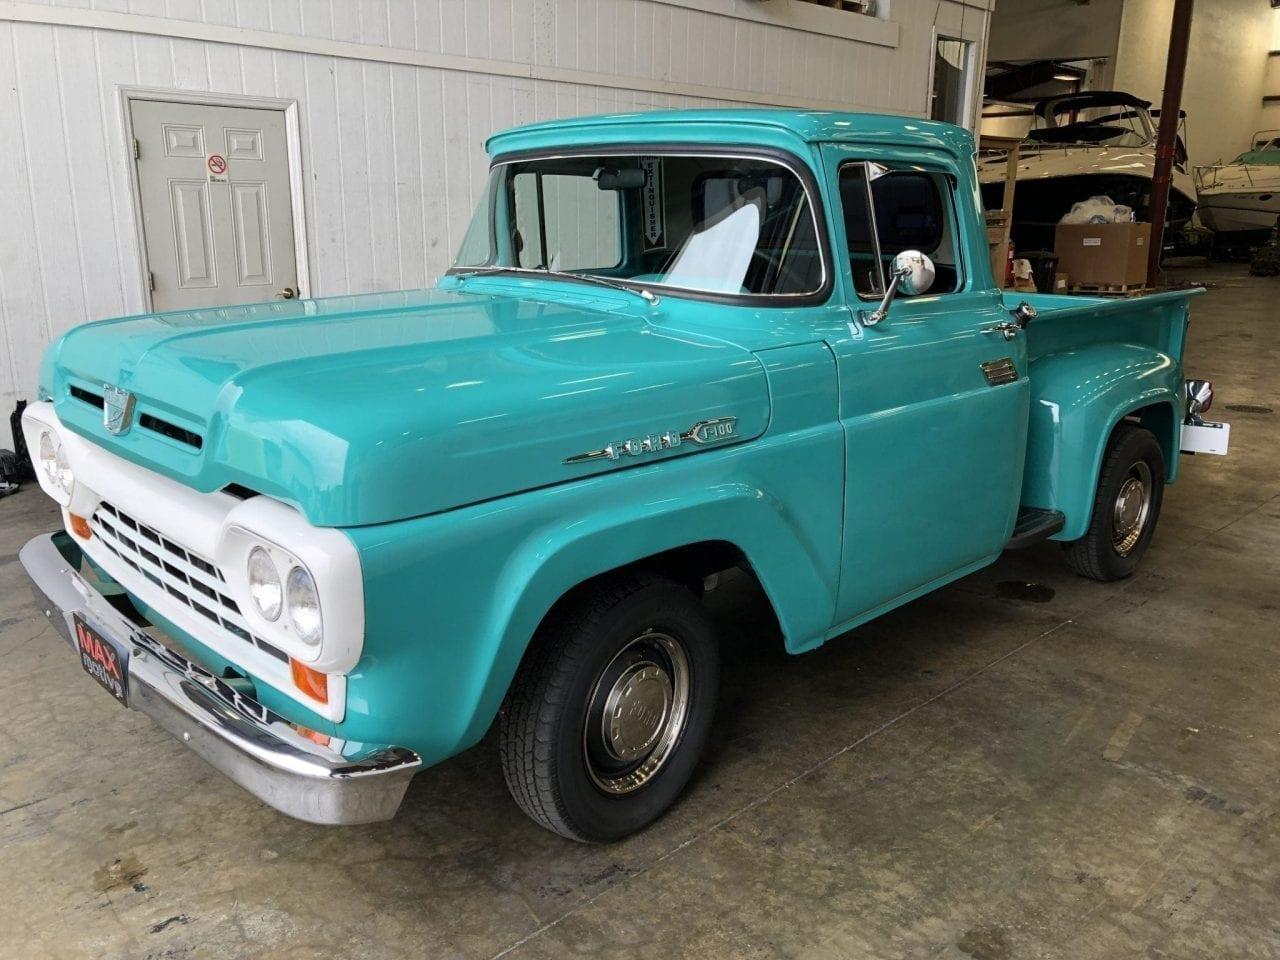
{"left": 130, "top": 99, "right": 298, "bottom": 312}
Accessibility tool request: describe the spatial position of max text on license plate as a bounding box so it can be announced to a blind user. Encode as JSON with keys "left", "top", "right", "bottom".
{"left": 74, "top": 614, "right": 129, "bottom": 707}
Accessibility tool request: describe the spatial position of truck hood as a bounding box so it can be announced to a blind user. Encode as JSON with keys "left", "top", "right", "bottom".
{"left": 46, "top": 284, "right": 770, "bottom": 526}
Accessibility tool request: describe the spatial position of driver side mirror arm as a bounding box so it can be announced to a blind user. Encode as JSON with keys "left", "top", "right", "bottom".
{"left": 862, "top": 264, "right": 910, "bottom": 327}
{"left": 861, "top": 250, "right": 936, "bottom": 327}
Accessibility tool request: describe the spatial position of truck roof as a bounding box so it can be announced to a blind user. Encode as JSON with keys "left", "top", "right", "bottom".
{"left": 486, "top": 108, "right": 975, "bottom": 161}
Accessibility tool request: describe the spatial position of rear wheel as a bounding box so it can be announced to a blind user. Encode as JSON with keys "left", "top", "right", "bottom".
{"left": 499, "top": 572, "right": 719, "bottom": 842}
{"left": 1064, "top": 422, "right": 1165, "bottom": 582}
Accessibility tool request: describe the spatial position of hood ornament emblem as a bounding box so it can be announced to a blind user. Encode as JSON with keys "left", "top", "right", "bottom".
{"left": 102, "top": 383, "right": 136, "bottom": 435}
{"left": 565, "top": 416, "right": 738, "bottom": 465}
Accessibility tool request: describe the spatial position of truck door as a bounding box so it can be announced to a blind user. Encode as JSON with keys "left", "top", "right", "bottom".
{"left": 824, "top": 151, "right": 1031, "bottom": 629}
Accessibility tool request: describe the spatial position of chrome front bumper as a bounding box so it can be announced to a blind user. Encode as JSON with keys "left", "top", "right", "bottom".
{"left": 20, "top": 532, "right": 421, "bottom": 826}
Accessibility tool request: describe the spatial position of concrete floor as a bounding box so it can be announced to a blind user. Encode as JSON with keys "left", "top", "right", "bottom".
{"left": 1, "top": 263, "right": 1277, "bottom": 960}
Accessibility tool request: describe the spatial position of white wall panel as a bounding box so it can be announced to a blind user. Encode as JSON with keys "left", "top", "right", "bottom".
{"left": 0, "top": 0, "right": 993, "bottom": 445}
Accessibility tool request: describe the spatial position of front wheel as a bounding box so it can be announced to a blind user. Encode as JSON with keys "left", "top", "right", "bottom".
{"left": 1064, "top": 422, "right": 1166, "bottom": 581}
{"left": 499, "top": 573, "right": 719, "bottom": 842}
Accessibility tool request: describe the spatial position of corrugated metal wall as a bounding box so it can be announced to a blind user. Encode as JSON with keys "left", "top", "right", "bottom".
{"left": 0, "top": 0, "right": 991, "bottom": 446}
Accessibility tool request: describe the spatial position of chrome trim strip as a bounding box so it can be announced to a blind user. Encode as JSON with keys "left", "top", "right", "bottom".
{"left": 20, "top": 532, "right": 420, "bottom": 826}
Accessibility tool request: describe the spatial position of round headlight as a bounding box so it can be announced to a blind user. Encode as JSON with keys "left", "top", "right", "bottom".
{"left": 38, "top": 432, "right": 74, "bottom": 496}
{"left": 286, "top": 566, "right": 322, "bottom": 647}
{"left": 39, "top": 432, "right": 58, "bottom": 482}
{"left": 247, "top": 547, "right": 282, "bottom": 621}
{"left": 53, "top": 443, "right": 73, "bottom": 495}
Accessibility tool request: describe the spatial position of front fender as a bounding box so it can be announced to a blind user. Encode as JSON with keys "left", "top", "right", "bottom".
{"left": 1023, "top": 343, "right": 1182, "bottom": 541}
{"left": 342, "top": 421, "right": 843, "bottom": 765}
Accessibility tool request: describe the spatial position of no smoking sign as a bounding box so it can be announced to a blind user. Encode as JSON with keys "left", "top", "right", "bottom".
{"left": 206, "top": 152, "right": 228, "bottom": 183}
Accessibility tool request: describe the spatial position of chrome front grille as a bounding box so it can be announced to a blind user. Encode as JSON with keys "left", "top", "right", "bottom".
{"left": 90, "top": 502, "right": 288, "bottom": 663}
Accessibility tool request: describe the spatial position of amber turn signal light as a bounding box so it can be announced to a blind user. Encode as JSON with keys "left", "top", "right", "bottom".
{"left": 69, "top": 513, "right": 92, "bottom": 540}
{"left": 290, "top": 658, "right": 329, "bottom": 704}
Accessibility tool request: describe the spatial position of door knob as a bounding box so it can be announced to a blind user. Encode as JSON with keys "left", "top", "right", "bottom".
{"left": 277, "top": 286, "right": 296, "bottom": 299}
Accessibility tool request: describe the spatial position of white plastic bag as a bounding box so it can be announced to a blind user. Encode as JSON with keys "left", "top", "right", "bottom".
{"left": 1060, "top": 195, "right": 1130, "bottom": 225}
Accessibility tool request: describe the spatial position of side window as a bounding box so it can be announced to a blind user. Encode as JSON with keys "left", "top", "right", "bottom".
{"left": 837, "top": 162, "right": 963, "bottom": 298}
{"left": 870, "top": 172, "right": 962, "bottom": 294}
{"left": 871, "top": 174, "right": 945, "bottom": 252}
{"left": 511, "top": 172, "right": 622, "bottom": 271}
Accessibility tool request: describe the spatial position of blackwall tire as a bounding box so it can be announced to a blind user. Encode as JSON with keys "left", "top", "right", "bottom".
{"left": 1065, "top": 423, "right": 1166, "bottom": 582}
{"left": 498, "top": 572, "right": 719, "bottom": 842}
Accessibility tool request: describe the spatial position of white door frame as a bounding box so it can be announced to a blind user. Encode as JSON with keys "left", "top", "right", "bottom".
{"left": 118, "top": 86, "right": 312, "bottom": 312}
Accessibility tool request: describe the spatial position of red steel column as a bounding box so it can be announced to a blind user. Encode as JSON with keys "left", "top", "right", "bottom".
{"left": 1147, "top": 0, "right": 1195, "bottom": 286}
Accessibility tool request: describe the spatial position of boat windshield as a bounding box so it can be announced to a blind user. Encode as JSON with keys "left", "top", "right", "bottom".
{"left": 1028, "top": 106, "right": 1155, "bottom": 148}
{"left": 1234, "top": 137, "right": 1280, "bottom": 165}
{"left": 449, "top": 152, "right": 825, "bottom": 300}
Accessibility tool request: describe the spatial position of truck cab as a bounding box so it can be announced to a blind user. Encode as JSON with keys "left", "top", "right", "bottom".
{"left": 20, "top": 110, "right": 1222, "bottom": 842}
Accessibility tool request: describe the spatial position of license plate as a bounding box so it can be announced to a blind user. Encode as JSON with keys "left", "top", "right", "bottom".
{"left": 73, "top": 614, "right": 129, "bottom": 707}
{"left": 1181, "top": 420, "right": 1230, "bottom": 455}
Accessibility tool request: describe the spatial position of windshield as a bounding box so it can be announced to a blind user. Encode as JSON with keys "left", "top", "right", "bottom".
{"left": 451, "top": 153, "right": 825, "bottom": 298}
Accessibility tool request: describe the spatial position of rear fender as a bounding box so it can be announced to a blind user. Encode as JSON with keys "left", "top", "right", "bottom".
{"left": 1023, "top": 343, "right": 1182, "bottom": 541}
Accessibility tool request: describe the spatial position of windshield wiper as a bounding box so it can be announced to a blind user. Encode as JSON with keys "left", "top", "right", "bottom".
{"left": 451, "top": 266, "right": 659, "bottom": 305}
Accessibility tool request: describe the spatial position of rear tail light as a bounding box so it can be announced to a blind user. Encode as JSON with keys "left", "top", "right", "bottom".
{"left": 1186, "top": 379, "right": 1214, "bottom": 423}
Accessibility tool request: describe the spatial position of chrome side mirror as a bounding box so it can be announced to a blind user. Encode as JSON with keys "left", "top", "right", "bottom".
{"left": 1186, "top": 378, "right": 1214, "bottom": 425}
{"left": 863, "top": 250, "right": 935, "bottom": 326}
{"left": 894, "top": 250, "right": 936, "bottom": 296}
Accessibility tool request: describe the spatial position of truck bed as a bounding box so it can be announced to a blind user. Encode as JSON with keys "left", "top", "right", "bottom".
{"left": 1006, "top": 289, "right": 1203, "bottom": 365}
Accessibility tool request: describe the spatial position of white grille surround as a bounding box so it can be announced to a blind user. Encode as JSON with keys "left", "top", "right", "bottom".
{"left": 89, "top": 501, "right": 290, "bottom": 665}
{"left": 78, "top": 500, "right": 351, "bottom": 723}
{"left": 78, "top": 500, "right": 339, "bottom": 719}
{"left": 21, "top": 401, "right": 362, "bottom": 724}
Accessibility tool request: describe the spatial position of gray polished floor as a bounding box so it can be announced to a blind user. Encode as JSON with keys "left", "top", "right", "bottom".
{"left": 2, "top": 263, "right": 1276, "bottom": 960}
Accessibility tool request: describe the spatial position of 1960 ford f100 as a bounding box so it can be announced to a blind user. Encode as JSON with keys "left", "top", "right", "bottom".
{"left": 20, "top": 109, "right": 1229, "bottom": 842}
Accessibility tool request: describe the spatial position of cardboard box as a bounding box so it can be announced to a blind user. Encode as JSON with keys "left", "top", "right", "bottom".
{"left": 1053, "top": 272, "right": 1070, "bottom": 292}
{"left": 1053, "top": 222, "right": 1150, "bottom": 287}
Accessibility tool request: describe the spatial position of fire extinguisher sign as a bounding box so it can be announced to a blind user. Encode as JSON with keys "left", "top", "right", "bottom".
{"left": 641, "top": 158, "right": 664, "bottom": 251}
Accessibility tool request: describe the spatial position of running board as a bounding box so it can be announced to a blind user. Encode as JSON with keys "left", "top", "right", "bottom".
{"left": 1005, "top": 507, "right": 1066, "bottom": 549}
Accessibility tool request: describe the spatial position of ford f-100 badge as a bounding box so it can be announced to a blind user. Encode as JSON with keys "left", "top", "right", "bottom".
{"left": 565, "top": 416, "right": 738, "bottom": 464}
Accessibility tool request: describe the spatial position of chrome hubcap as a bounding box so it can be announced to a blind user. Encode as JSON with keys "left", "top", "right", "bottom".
{"left": 584, "top": 631, "right": 690, "bottom": 795}
{"left": 602, "top": 662, "right": 673, "bottom": 761}
{"left": 1112, "top": 461, "right": 1153, "bottom": 556}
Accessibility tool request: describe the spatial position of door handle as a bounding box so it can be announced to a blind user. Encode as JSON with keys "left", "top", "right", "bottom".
{"left": 982, "top": 320, "right": 1020, "bottom": 341}
{"left": 277, "top": 286, "right": 296, "bottom": 300}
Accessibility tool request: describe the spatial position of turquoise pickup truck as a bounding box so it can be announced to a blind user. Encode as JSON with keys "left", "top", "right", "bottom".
{"left": 19, "top": 110, "right": 1227, "bottom": 842}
